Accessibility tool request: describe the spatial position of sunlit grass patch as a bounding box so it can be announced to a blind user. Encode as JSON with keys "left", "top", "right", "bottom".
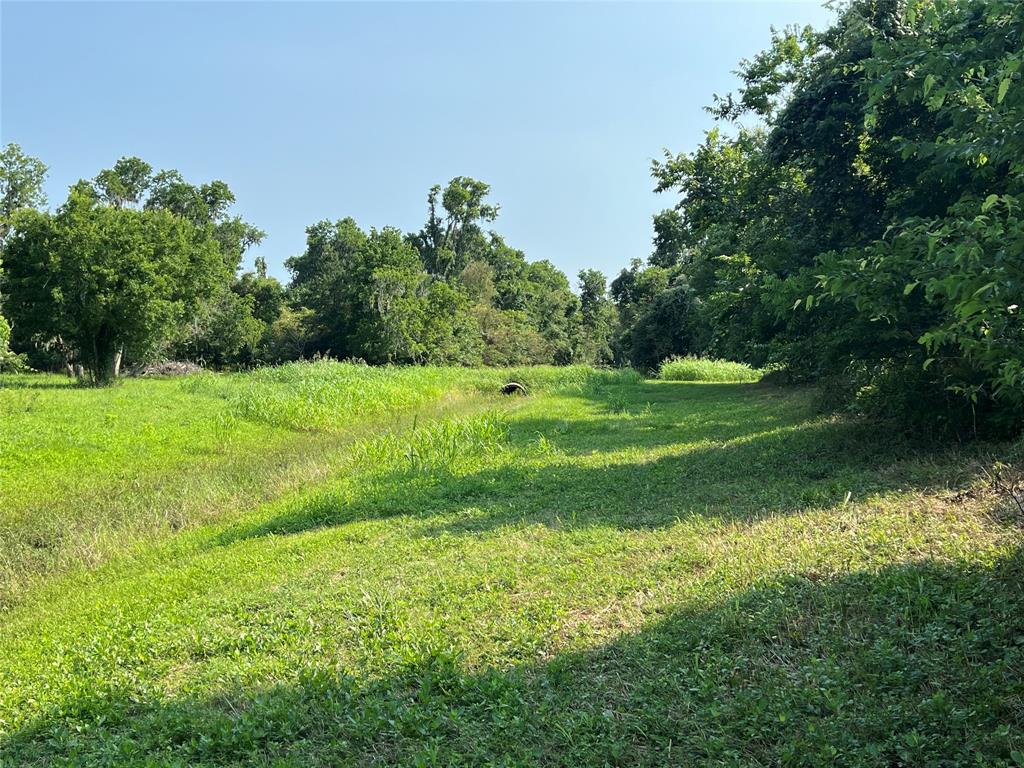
{"left": 0, "top": 363, "right": 638, "bottom": 604}
{"left": 182, "top": 361, "right": 640, "bottom": 432}
{"left": 0, "top": 365, "right": 1020, "bottom": 766}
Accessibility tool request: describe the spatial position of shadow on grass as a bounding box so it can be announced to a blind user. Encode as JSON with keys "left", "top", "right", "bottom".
{"left": 218, "top": 410, "right": 969, "bottom": 544}
{"left": 0, "top": 376, "right": 81, "bottom": 391}
{"left": 4, "top": 552, "right": 1021, "bottom": 766}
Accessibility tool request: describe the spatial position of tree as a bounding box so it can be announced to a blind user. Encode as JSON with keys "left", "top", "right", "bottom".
{"left": 459, "top": 259, "right": 497, "bottom": 306}
{"left": 289, "top": 178, "right": 584, "bottom": 368}
{"left": 411, "top": 177, "right": 498, "bottom": 278}
{"left": 3, "top": 188, "right": 226, "bottom": 384}
{"left": 235, "top": 264, "right": 285, "bottom": 325}
{"left": 575, "top": 269, "right": 617, "bottom": 364}
{"left": 625, "top": 285, "right": 699, "bottom": 372}
{"left": 521, "top": 260, "right": 578, "bottom": 364}
{"left": 0, "top": 312, "right": 25, "bottom": 371}
{"left": 650, "top": 210, "right": 688, "bottom": 268}
{"left": 0, "top": 143, "right": 47, "bottom": 245}
{"left": 259, "top": 306, "right": 313, "bottom": 363}
{"left": 93, "top": 156, "right": 152, "bottom": 208}
{"left": 0, "top": 144, "right": 47, "bottom": 371}
{"left": 474, "top": 306, "right": 549, "bottom": 366}
{"left": 358, "top": 227, "right": 434, "bottom": 363}
{"left": 174, "top": 285, "right": 264, "bottom": 367}
{"left": 287, "top": 217, "right": 370, "bottom": 357}
{"left": 611, "top": 260, "right": 677, "bottom": 365}
{"left": 626, "top": 0, "right": 1024, "bottom": 433}
{"left": 416, "top": 280, "right": 482, "bottom": 365}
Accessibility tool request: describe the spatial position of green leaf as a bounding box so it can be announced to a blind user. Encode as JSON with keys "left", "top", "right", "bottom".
{"left": 997, "top": 78, "right": 1011, "bottom": 104}
{"left": 903, "top": 281, "right": 919, "bottom": 296}
{"left": 982, "top": 194, "right": 999, "bottom": 212}
{"left": 923, "top": 74, "right": 936, "bottom": 96}
{"left": 972, "top": 282, "right": 996, "bottom": 297}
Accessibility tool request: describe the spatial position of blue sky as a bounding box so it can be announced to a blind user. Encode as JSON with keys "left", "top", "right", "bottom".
{"left": 1, "top": 1, "right": 834, "bottom": 284}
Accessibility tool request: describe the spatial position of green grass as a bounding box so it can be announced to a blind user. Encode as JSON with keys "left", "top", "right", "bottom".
{"left": 1, "top": 364, "right": 1022, "bottom": 766}
{"left": 659, "top": 355, "right": 763, "bottom": 383}
{"left": 0, "top": 363, "right": 624, "bottom": 604}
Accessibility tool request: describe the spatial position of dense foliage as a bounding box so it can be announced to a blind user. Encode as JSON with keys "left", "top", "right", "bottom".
{"left": 0, "top": 153, "right": 278, "bottom": 381}
{"left": 0, "top": 158, "right": 615, "bottom": 379}
{"left": 611, "top": 0, "right": 1023, "bottom": 435}
{"left": 288, "top": 178, "right": 612, "bottom": 366}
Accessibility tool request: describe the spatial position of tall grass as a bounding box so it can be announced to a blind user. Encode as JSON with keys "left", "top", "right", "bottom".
{"left": 183, "top": 361, "right": 641, "bottom": 432}
{"left": 658, "top": 355, "right": 762, "bottom": 383}
{"left": 0, "top": 362, "right": 641, "bottom": 604}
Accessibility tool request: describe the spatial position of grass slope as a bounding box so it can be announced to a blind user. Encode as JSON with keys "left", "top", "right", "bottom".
{"left": 1, "top": 364, "right": 1021, "bottom": 766}
{"left": 0, "top": 363, "right": 621, "bottom": 604}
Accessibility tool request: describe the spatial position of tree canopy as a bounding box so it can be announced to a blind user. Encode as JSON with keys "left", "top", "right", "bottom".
{"left": 1, "top": 155, "right": 275, "bottom": 382}
{"left": 286, "top": 177, "right": 606, "bottom": 367}
{"left": 3, "top": 189, "right": 226, "bottom": 383}
{"left": 609, "top": 0, "right": 1024, "bottom": 435}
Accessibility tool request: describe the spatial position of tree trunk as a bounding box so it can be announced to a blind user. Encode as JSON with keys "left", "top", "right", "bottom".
{"left": 88, "top": 328, "right": 119, "bottom": 386}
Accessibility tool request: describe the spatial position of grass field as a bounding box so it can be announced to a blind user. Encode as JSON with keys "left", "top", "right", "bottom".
{"left": 1, "top": 362, "right": 1022, "bottom": 766}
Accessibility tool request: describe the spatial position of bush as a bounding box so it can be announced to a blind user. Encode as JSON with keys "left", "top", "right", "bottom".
{"left": 658, "top": 355, "right": 761, "bottom": 383}
{"left": 0, "top": 315, "right": 26, "bottom": 373}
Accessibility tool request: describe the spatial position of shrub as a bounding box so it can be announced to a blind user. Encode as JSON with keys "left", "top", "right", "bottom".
{"left": 0, "top": 315, "right": 26, "bottom": 373}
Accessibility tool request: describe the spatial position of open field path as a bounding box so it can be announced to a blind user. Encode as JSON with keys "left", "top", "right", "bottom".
{"left": 1, "top": 368, "right": 1021, "bottom": 766}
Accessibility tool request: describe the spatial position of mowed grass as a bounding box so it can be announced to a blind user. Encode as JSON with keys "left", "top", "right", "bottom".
{"left": 1, "top": 364, "right": 1022, "bottom": 766}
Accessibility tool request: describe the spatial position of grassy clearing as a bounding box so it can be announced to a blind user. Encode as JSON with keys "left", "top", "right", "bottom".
{"left": 659, "top": 355, "right": 762, "bottom": 383}
{"left": 1, "top": 366, "right": 1022, "bottom": 766}
{"left": 0, "top": 363, "right": 625, "bottom": 605}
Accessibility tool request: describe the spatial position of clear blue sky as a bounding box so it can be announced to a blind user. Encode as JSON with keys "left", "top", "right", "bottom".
{"left": 1, "top": 1, "right": 833, "bottom": 284}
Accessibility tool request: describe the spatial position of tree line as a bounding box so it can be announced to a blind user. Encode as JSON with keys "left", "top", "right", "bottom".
{"left": 0, "top": 159, "right": 618, "bottom": 382}
{"left": 1, "top": 0, "right": 1021, "bottom": 436}
{"left": 609, "top": 0, "right": 1022, "bottom": 436}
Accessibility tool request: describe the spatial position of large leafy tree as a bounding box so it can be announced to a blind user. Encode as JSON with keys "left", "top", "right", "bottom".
{"left": 0, "top": 143, "right": 47, "bottom": 369}
{"left": 611, "top": 259, "right": 695, "bottom": 369}
{"left": 93, "top": 156, "right": 153, "bottom": 209}
{"left": 290, "top": 221, "right": 483, "bottom": 365}
{"left": 0, "top": 143, "right": 47, "bottom": 245}
{"left": 574, "top": 269, "right": 617, "bottom": 364}
{"left": 83, "top": 159, "right": 268, "bottom": 366}
{"left": 3, "top": 187, "right": 226, "bottom": 383}
{"left": 817, "top": 0, "right": 1024, "bottom": 423}
{"left": 287, "top": 217, "right": 370, "bottom": 357}
{"left": 291, "top": 178, "right": 578, "bottom": 368}
{"left": 411, "top": 177, "right": 498, "bottom": 278}
{"left": 627, "top": 0, "right": 1024, "bottom": 433}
